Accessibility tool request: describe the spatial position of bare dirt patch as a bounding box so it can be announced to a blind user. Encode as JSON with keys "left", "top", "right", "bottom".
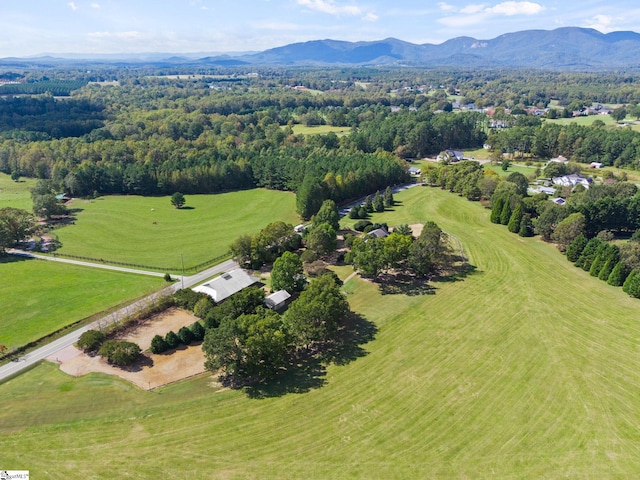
{"left": 51, "top": 308, "right": 208, "bottom": 390}
{"left": 407, "top": 223, "right": 424, "bottom": 237}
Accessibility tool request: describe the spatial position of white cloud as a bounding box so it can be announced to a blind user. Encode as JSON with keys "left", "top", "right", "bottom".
{"left": 461, "top": 4, "right": 486, "bottom": 14}
{"left": 88, "top": 31, "right": 143, "bottom": 39}
{"left": 68, "top": 2, "right": 78, "bottom": 11}
{"left": 438, "top": 2, "right": 456, "bottom": 12}
{"left": 485, "top": 1, "right": 544, "bottom": 16}
{"left": 363, "top": 12, "right": 378, "bottom": 22}
{"left": 91, "top": 3, "right": 100, "bottom": 8}
{"left": 297, "top": 0, "right": 361, "bottom": 16}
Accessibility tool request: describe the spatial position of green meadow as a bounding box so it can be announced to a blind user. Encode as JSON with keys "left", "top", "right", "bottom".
{"left": 53, "top": 189, "right": 298, "bottom": 270}
{"left": 0, "top": 173, "right": 37, "bottom": 210}
{"left": 4, "top": 186, "right": 640, "bottom": 477}
{"left": 291, "top": 124, "right": 352, "bottom": 136}
{"left": 0, "top": 257, "right": 163, "bottom": 350}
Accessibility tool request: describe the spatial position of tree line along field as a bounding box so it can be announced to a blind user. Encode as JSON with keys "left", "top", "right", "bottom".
{"left": 0, "top": 256, "right": 163, "bottom": 350}
{"left": 52, "top": 189, "right": 298, "bottom": 270}
{"left": 4, "top": 186, "right": 640, "bottom": 477}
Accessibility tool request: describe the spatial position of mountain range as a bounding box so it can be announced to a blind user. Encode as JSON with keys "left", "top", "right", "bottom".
{"left": 3, "top": 27, "right": 640, "bottom": 69}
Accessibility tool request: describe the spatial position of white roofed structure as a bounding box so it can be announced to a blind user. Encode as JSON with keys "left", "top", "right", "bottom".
{"left": 193, "top": 268, "right": 260, "bottom": 304}
{"left": 265, "top": 290, "right": 292, "bottom": 310}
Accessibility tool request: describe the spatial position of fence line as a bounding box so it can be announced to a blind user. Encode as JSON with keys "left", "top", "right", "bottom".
{"left": 49, "top": 251, "right": 231, "bottom": 273}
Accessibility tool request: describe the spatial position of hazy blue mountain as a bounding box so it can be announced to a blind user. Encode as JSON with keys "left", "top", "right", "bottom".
{"left": 3, "top": 27, "right": 640, "bottom": 69}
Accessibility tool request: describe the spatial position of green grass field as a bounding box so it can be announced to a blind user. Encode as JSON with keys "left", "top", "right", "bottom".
{"left": 0, "top": 256, "right": 163, "bottom": 350}
{"left": 486, "top": 163, "right": 540, "bottom": 177}
{"left": 291, "top": 124, "right": 352, "bottom": 136}
{"left": 0, "top": 173, "right": 37, "bottom": 211}
{"left": 4, "top": 186, "right": 640, "bottom": 477}
{"left": 53, "top": 189, "right": 298, "bottom": 270}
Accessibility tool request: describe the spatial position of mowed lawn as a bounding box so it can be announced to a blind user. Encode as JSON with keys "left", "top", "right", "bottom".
{"left": 5, "top": 187, "right": 640, "bottom": 477}
{"left": 0, "top": 173, "right": 37, "bottom": 211}
{"left": 0, "top": 257, "right": 162, "bottom": 349}
{"left": 53, "top": 189, "right": 298, "bottom": 270}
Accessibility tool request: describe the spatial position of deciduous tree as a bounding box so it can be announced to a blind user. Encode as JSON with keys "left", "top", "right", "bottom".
{"left": 271, "top": 251, "right": 305, "bottom": 292}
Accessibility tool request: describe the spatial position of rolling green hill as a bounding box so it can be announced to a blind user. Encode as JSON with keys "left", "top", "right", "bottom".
{"left": 3, "top": 186, "right": 640, "bottom": 478}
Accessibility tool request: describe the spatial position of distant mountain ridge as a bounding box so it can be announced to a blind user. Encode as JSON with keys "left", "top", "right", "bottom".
{"left": 4, "top": 27, "right": 640, "bottom": 69}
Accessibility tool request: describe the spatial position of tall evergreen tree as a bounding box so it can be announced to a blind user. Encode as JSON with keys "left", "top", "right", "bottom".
{"left": 507, "top": 203, "right": 523, "bottom": 233}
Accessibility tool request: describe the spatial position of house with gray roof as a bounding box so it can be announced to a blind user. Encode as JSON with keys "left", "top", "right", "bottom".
{"left": 193, "top": 269, "right": 260, "bottom": 304}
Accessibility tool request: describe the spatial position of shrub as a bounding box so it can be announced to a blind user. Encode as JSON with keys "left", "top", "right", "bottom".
{"left": 164, "top": 273, "right": 172, "bottom": 282}
{"left": 77, "top": 329, "right": 106, "bottom": 353}
{"left": 300, "top": 249, "right": 318, "bottom": 264}
{"left": 164, "top": 330, "right": 180, "bottom": 349}
{"left": 354, "top": 220, "right": 372, "bottom": 232}
{"left": 178, "top": 326, "right": 194, "bottom": 345}
{"left": 193, "top": 296, "right": 215, "bottom": 319}
{"left": 150, "top": 334, "right": 169, "bottom": 354}
{"left": 173, "top": 289, "right": 209, "bottom": 311}
{"left": 190, "top": 321, "right": 206, "bottom": 341}
{"left": 98, "top": 340, "right": 141, "bottom": 367}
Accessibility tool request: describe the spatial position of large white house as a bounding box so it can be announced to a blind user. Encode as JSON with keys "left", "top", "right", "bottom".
{"left": 552, "top": 174, "right": 593, "bottom": 189}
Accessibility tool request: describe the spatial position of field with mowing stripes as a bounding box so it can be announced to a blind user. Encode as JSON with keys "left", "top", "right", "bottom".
{"left": 3, "top": 186, "right": 640, "bottom": 477}
{"left": 53, "top": 189, "right": 298, "bottom": 270}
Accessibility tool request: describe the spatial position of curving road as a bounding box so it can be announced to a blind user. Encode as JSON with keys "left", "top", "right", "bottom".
{"left": 0, "top": 258, "right": 238, "bottom": 383}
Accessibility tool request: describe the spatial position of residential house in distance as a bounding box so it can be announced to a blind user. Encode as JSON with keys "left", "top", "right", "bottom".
{"left": 193, "top": 269, "right": 260, "bottom": 304}
{"left": 439, "top": 149, "right": 465, "bottom": 162}
{"left": 547, "top": 155, "right": 568, "bottom": 165}
{"left": 550, "top": 197, "right": 567, "bottom": 206}
{"left": 367, "top": 228, "right": 389, "bottom": 239}
{"left": 590, "top": 162, "right": 604, "bottom": 169}
{"left": 408, "top": 166, "right": 422, "bottom": 176}
{"left": 552, "top": 174, "right": 593, "bottom": 189}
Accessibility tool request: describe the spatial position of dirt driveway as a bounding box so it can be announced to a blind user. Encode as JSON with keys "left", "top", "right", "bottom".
{"left": 51, "top": 308, "right": 208, "bottom": 390}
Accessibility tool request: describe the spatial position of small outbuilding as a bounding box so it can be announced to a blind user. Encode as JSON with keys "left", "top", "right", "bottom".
{"left": 265, "top": 290, "right": 291, "bottom": 310}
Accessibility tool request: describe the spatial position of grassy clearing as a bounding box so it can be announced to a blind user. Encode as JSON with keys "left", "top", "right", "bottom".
{"left": 291, "top": 124, "right": 352, "bottom": 136}
{"left": 0, "top": 173, "right": 37, "bottom": 211}
{"left": 0, "top": 256, "right": 162, "bottom": 349}
{"left": 486, "top": 163, "right": 540, "bottom": 177}
{"left": 53, "top": 189, "right": 298, "bottom": 270}
{"left": 4, "top": 186, "right": 640, "bottom": 477}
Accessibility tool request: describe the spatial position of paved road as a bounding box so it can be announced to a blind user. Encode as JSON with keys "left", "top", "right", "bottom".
{"left": 0, "top": 258, "right": 239, "bottom": 383}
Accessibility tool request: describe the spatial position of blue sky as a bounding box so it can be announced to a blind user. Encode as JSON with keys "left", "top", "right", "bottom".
{"left": 2, "top": 1, "right": 640, "bottom": 56}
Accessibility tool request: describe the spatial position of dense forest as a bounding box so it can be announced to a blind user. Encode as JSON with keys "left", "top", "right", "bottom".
{"left": 3, "top": 67, "right": 640, "bottom": 218}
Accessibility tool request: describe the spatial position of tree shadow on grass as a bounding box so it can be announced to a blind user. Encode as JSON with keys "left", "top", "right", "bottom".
{"left": 0, "top": 254, "right": 32, "bottom": 264}
{"left": 433, "top": 262, "right": 479, "bottom": 283}
{"left": 244, "top": 313, "right": 377, "bottom": 399}
{"left": 377, "top": 272, "right": 437, "bottom": 296}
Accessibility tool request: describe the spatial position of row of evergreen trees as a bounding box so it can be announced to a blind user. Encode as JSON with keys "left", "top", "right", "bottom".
{"left": 564, "top": 235, "right": 640, "bottom": 297}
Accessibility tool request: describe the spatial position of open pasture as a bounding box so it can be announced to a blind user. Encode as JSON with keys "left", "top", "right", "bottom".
{"left": 0, "top": 173, "right": 37, "bottom": 210}
{"left": 0, "top": 256, "right": 162, "bottom": 350}
{"left": 4, "top": 186, "right": 640, "bottom": 477}
{"left": 53, "top": 189, "right": 298, "bottom": 271}
{"left": 291, "top": 124, "right": 352, "bottom": 136}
